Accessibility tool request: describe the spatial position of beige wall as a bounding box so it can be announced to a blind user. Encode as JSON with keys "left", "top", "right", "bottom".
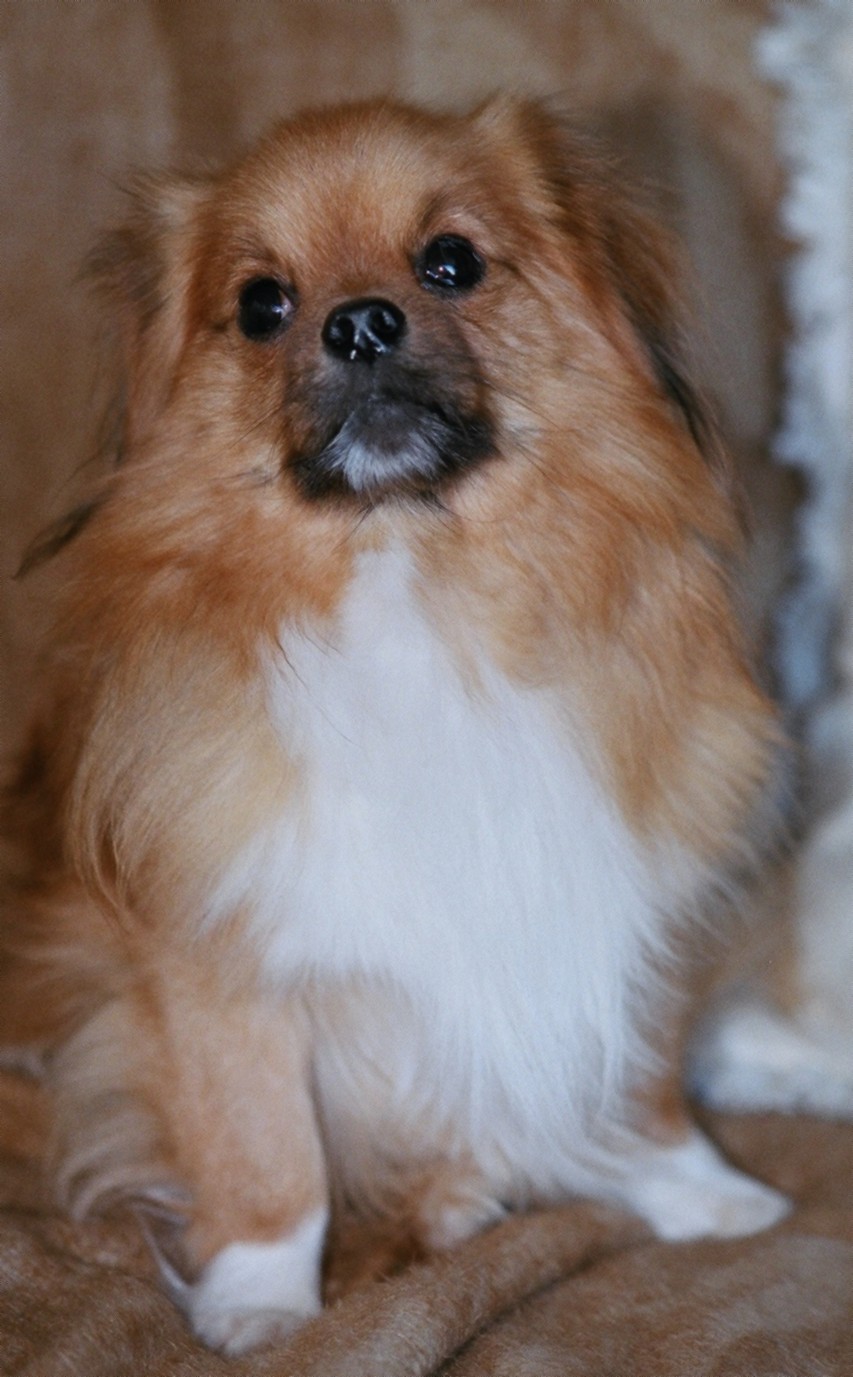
{"left": 1, "top": 0, "right": 781, "bottom": 751}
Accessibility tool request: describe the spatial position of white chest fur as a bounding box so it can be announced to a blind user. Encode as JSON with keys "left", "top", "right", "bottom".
{"left": 213, "top": 546, "right": 674, "bottom": 1184}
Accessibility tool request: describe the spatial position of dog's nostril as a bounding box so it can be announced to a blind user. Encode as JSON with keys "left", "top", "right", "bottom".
{"left": 322, "top": 298, "right": 407, "bottom": 364}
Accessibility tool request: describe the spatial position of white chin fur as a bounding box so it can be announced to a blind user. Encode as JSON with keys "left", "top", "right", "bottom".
{"left": 322, "top": 433, "right": 439, "bottom": 494}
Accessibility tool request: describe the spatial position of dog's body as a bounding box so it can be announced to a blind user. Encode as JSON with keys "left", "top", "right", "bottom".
{"left": 2, "top": 98, "right": 790, "bottom": 1352}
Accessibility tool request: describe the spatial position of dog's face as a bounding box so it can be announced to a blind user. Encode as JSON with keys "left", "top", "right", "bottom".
{"left": 94, "top": 98, "right": 716, "bottom": 526}
{"left": 216, "top": 108, "right": 500, "bottom": 504}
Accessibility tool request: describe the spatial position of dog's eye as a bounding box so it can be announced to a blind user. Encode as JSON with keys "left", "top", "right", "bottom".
{"left": 237, "top": 277, "right": 293, "bottom": 340}
{"left": 417, "top": 236, "right": 485, "bottom": 294}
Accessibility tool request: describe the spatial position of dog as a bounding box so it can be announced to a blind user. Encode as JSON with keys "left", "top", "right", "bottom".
{"left": 1, "top": 97, "right": 791, "bottom": 1354}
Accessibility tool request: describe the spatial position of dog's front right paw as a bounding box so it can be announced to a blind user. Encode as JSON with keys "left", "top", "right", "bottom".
{"left": 186, "top": 1209, "right": 327, "bottom": 1354}
{"left": 191, "top": 1302, "right": 317, "bottom": 1356}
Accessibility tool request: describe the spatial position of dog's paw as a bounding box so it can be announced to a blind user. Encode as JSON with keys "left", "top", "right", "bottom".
{"left": 186, "top": 1209, "right": 326, "bottom": 1354}
{"left": 192, "top": 1303, "right": 316, "bottom": 1356}
{"left": 691, "top": 996, "right": 853, "bottom": 1119}
{"left": 618, "top": 1132, "right": 790, "bottom": 1241}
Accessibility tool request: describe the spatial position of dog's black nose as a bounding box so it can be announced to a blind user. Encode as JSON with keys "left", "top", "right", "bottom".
{"left": 322, "top": 298, "right": 407, "bottom": 364}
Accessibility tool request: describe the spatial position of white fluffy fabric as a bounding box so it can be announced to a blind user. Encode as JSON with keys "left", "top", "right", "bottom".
{"left": 697, "top": 2, "right": 853, "bottom": 1111}
{"left": 762, "top": 3, "right": 853, "bottom": 1051}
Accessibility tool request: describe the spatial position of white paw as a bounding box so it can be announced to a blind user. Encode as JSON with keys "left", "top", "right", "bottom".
{"left": 691, "top": 997, "right": 853, "bottom": 1119}
{"left": 193, "top": 1304, "right": 316, "bottom": 1356}
{"left": 186, "top": 1208, "right": 327, "bottom": 1355}
{"left": 618, "top": 1133, "right": 790, "bottom": 1241}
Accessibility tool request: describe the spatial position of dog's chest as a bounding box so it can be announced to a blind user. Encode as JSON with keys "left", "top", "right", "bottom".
{"left": 222, "top": 547, "right": 663, "bottom": 1112}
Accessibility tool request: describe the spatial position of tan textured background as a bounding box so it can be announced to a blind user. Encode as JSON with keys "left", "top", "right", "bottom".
{"left": 0, "top": 0, "right": 783, "bottom": 755}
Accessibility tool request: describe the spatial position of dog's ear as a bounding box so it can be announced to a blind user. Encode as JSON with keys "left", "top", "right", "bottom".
{"left": 89, "top": 174, "right": 209, "bottom": 455}
{"left": 583, "top": 169, "right": 725, "bottom": 479}
{"left": 474, "top": 98, "right": 727, "bottom": 480}
{"left": 19, "top": 177, "right": 209, "bottom": 577}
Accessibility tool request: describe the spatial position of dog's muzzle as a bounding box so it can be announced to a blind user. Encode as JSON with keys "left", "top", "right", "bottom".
{"left": 291, "top": 297, "right": 494, "bottom": 502}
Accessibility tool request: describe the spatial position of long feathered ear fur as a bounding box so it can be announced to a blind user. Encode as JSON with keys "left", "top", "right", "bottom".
{"left": 474, "top": 97, "right": 729, "bottom": 485}
{"left": 87, "top": 174, "right": 208, "bottom": 456}
{"left": 16, "top": 176, "right": 208, "bottom": 576}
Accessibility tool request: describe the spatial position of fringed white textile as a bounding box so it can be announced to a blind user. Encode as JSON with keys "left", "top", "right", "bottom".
{"left": 759, "top": 0, "right": 853, "bottom": 713}
{"left": 764, "top": 0, "right": 853, "bottom": 1050}
{"left": 694, "top": 2, "right": 853, "bottom": 1113}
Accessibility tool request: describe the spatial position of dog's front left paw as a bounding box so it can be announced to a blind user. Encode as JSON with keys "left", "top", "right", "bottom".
{"left": 617, "top": 1132, "right": 790, "bottom": 1241}
{"left": 185, "top": 1209, "right": 326, "bottom": 1354}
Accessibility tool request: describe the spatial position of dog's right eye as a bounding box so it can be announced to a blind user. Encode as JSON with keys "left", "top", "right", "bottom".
{"left": 237, "top": 278, "right": 293, "bottom": 340}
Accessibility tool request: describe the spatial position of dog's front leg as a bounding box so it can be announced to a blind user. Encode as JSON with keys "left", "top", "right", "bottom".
{"left": 54, "top": 946, "right": 330, "bottom": 1356}
{"left": 151, "top": 962, "right": 329, "bottom": 1354}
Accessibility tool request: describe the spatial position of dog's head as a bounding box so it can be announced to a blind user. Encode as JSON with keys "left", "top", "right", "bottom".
{"left": 85, "top": 97, "right": 721, "bottom": 519}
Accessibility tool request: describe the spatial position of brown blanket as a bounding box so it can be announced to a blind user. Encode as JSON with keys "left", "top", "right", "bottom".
{"left": 1, "top": 1068, "right": 850, "bottom": 1375}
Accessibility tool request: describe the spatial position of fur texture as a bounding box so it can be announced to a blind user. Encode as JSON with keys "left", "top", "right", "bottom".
{"left": 1, "top": 97, "right": 789, "bottom": 1352}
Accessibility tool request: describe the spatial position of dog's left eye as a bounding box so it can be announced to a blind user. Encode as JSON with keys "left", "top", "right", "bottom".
{"left": 237, "top": 277, "right": 294, "bottom": 340}
{"left": 417, "top": 236, "right": 486, "bottom": 294}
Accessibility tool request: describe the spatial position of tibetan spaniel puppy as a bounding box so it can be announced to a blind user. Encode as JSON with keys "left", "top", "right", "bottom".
{"left": 2, "top": 98, "right": 789, "bottom": 1353}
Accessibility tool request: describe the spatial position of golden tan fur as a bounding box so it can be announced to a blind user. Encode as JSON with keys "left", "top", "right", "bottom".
{"left": 1, "top": 97, "right": 785, "bottom": 1350}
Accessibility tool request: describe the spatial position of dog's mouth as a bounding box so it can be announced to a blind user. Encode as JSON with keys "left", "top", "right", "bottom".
{"left": 290, "top": 388, "right": 495, "bottom": 504}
